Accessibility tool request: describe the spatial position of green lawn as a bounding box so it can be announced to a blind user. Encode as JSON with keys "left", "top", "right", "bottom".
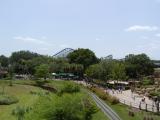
{"left": 107, "top": 102, "right": 160, "bottom": 120}
{"left": 0, "top": 80, "right": 109, "bottom": 120}
{"left": 88, "top": 85, "right": 160, "bottom": 120}
{"left": 0, "top": 84, "right": 43, "bottom": 120}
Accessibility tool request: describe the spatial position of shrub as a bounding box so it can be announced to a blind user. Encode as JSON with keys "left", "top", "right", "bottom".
{"left": 141, "top": 78, "right": 154, "bottom": 86}
{"left": 0, "top": 94, "right": 18, "bottom": 105}
{"left": 149, "top": 91, "right": 160, "bottom": 97}
{"left": 128, "top": 110, "right": 135, "bottom": 117}
{"left": 89, "top": 86, "right": 119, "bottom": 104}
{"left": 90, "top": 87, "right": 108, "bottom": 100}
{"left": 109, "top": 96, "right": 119, "bottom": 105}
{"left": 35, "top": 80, "right": 46, "bottom": 86}
{"left": 12, "top": 106, "right": 31, "bottom": 120}
{"left": 60, "top": 83, "right": 80, "bottom": 94}
{"left": 30, "top": 90, "right": 49, "bottom": 96}
{"left": 26, "top": 94, "right": 97, "bottom": 120}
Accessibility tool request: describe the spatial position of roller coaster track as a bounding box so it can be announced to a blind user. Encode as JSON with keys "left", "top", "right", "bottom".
{"left": 53, "top": 48, "right": 74, "bottom": 58}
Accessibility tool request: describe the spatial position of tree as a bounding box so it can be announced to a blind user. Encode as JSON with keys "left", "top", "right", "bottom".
{"left": 35, "top": 64, "right": 50, "bottom": 80}
{"left": 63, "top": 63, "right": 84, "bottom": 77}
{"left": 111, "top": 62, "right": 127, "bottom": 81}
{"left": 0, "top": 55, "right": 9, "bottom": 67}
{"left": 125, "top": 54, "right": 154, "bottom": 78}
{"left": 9, "top": 51, "right": 40, "bottom": 74}
{"left": 10, "top": 51, "right": 40, "bottom": 63}
{"left": 67, "top": 48, "right": 99, "bottom": 70}
{"left": 85, "top": 59, "right": 115, "bottom": 81}
{"left": 85, "top": 64, "right": 101, "bottom": 79}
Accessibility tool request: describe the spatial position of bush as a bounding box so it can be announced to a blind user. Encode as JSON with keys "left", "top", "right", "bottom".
{"left": 141, "top": 78, "right": 154, "bottom": 85}
{"left": 109, "top": 96, "right": 119, "bottom": 105}
{"left": 90, "top": 87, "right": 108, "bottom": 100}
{"left": 12, "top": 106, "right": 32, "bottom": 120}
{"left": 30, "top": 90, "right": 49, "bottom": 96}
{"left": 0, "top": 94, "right": 18, "bottom": 105}
{"left": 89, "top": 87, "right": 119, "bottom": 104}
{"left": 128, "top": 110, "right": 134, "bottom": 117}
{"left": 149, "top": 91, "right": 160, "bottom": 97}
{"left": 59, "top": 83, "right": 80, "bottom": 94}
{"left": 26, "top": 94, "right": 97, "bottom": 120}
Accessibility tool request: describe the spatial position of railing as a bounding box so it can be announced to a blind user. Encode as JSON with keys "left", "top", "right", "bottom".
{"left": 118, "top": 98, "right": 160, "bottom": 112}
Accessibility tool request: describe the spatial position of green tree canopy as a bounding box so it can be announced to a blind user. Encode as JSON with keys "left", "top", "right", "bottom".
{"left": 111, "top": 62, "right": 127, "bottom": 81}
{"left": 0, "top": 55, "right": 9, "bottom": 67}
{"left": 10, "top": 50, "right": 40, "bottom": 63}
{"left": 125, "top": 54, "right": 154, "bottom": 78}
{"left": 85, "top": 59, "right": 114, "bottom": 81}
{"left": 67, "top": 48, "right": 99, "bottom": 70}
{"left": 35, "top": 64, "right": 50, "bottom": 80}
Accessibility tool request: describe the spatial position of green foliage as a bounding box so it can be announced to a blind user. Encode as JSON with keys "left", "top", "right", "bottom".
{"left": 9, "top": 51, "right": 40, "bottom": 74}
{"left": 89, "top": 87, "right": 119, "bottom": 105}
{"left": 111, "top": 62, "right": 127, "bottom": 81}
{"left": 109, "top": 96, "right": 119, "bottom": 105}
{"left": 26, "top": 94, "right": 97, "bottom": 120}
{"left": 85, "top": 59, "right": 114, "bottom": 81}
{"left": 12, "top": 106, "right": 31, "bottom": 120}
{"left": 49, "top": 58, "right": 68, "bottom": 73}
{"left": 35, "top": 80, "right": 46, "bottom": 86}
{"left": 63, "top": 63, "right": 84, "bottom": 76}
{"left": 141, "top": 77, "right": 154, "bottom": 85}
{"left": 85, "top": 64, "right": 102, "bottom": 80}
{"left": 35, "top": 64, "right": 50, "bottom": 79}
{"left": 0, "top": 55, "right": 9, "bottom": 67}
{"left": 60, "top": 83, "right": 80, "bottom": 94}
{"left": 90, "top": 87, "right": 108, "bottom": 100}
{"left": 86, "top": 59, "right": 127, "bottom": 81}
{"left": 10, "top": 51, "right": 40, "bottom": 63}
{"left": 125, "top": 54, "right": 154, "bottom": 78}
{"left": 67, "top": 48, "right": 99, "bottom": 69}
{"left": 0, "top": 94, "right": 18, "bottom": 105}
{"left": 149, "top": 91, "right": 160, "bottom": 97}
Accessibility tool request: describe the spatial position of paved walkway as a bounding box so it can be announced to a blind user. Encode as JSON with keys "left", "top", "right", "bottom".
{"left": 75, "top": 80, "right": 160, "bottom": 112}
{"left": 107, "top": 89, "right": 158, "bottom": 112}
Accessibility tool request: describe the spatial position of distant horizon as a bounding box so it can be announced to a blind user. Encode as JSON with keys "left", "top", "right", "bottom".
{"left": 1, "top": 48, "right": 160, "bottom": 60}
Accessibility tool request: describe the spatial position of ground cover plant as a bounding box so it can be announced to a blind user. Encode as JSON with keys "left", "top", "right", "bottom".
{"left": 26, "top": 93, "right": 97, "bottom": 120}
{"left": 89, "top": 86, "right": 160, "bottom": 120}
{"left": 0, "top": 94, "right": 18, "bottom": 105}
{"left": 0, "top": 80, "right": 109, "bottom": 120}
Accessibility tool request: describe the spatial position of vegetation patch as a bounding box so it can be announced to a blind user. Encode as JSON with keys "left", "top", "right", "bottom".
{"left": 61, "top": 83, "right": 80, "bottom": 93}
{"left": 89, "top": 86, "right": 119, "bottom": 105}
{"left": 0, "top": 94, "right": 18, "bottom": 105}
{"left": 26, "top": 94, "right": 97, "bottom": 120}
{"left": 12, "top": 106, "right": 32, "bottom": 120}
{"left": 141, "top": 77, "right": 154, "bottom": 86}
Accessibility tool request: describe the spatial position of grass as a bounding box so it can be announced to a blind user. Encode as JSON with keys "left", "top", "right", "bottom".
{"left": 89, "top": 85, "right": 160, "bottom": 120}
{"left": 0, "top": 82, "right": 45, "bottom": 120}
{"left": 0, "top": 80, "right": 109, "bottom": 120}
{"left": 107, "top": 102, "right": 160, "bottom": 120}
{"left": 92, "top": 110, "right": 109, "bottom": 120}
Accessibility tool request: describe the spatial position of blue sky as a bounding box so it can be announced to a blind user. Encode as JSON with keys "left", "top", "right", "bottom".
{"left": 0, "top": 0, "right": 160, "bottom": 59}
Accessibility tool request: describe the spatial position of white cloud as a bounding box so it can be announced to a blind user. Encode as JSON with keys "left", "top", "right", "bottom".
{"left": 13, "top": 36, "right": 52, "bottom": 46}
{"left": 155, "top": 33, "right": 160, "bottom": 37}
{"left": 96, "top": 38, "right": 100, "bottom": 41}
{"left": 125, "top": 25, "right": 158, "bottom": 32}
